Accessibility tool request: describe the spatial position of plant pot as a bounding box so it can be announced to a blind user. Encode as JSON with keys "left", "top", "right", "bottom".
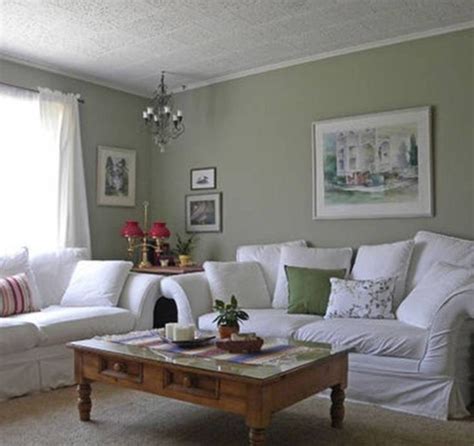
{"left": 218, "top": 324, "right": 239, "bottom": 339}
{"left": 179, "top": 255, "right": 192, "bottom": 266}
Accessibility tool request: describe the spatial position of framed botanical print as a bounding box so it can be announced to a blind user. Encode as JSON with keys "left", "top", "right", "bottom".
{"left": 190, "top": 167, "right": 216, "bottom": 190}
{"left": 312, "top": 107, "right": 432, "bottom": 219}
{"left": 186, "top": 193, "right": 222, "bottom": 233}
{"left": 97, "top": 146, "right": 136, "bottom": 207}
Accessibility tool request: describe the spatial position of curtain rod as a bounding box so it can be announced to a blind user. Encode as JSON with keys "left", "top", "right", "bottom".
{"left": 0, "top": 80, "right": 85, "bottom": 103}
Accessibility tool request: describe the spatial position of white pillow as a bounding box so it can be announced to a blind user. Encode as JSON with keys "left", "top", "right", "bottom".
{"left": 29, "top": 248, "right": 90, "bottom": 307}
{"left": 236, "top": 240, "right": 307, "bottom": 295}
{"left": 325, "top": 277, "right": 396, "bottom": 320}
{"left": 273, "top": 246, "right": 353, "bottom": 309}
{"left": 61, "top": 260, "right": 133, "bottom": 307}
{"left": 396, "top": 261, "right": 474, "bottom": 329}
{"left": 351, "top": 240, "right": 414, "bottom": 309}
{"left": 0, "top": 247, "right": 41, "bottom": 310}
{"left": 406, "top": 231, "right": 474, "bottom": 293}
{"left": 204, "top": 261, "right": 271, "bottom": 309}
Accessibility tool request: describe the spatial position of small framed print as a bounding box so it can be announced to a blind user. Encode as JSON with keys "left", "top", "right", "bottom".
{"left": 97, "top": 146, "right": 136, "bottom": 207}
{"left": 186, "top": 193, "right": 222, "bottom": 233}
{"left": 190, "top": 167, "right": 216, "bottom": 190}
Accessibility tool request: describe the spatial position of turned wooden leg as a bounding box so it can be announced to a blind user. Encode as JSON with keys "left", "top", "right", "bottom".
{"left": 77, "top": 382, "right": 92, "bottom": 421}
{"left": 330, "top": 384, "right": 345, "bottom": 428}
{"left": 249, "top": 427, "right": 266, "bottom": 445}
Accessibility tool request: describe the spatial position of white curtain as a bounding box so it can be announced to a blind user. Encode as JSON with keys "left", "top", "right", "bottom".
{"left": 38, "top": 88, "right": 91, "bottom": 252}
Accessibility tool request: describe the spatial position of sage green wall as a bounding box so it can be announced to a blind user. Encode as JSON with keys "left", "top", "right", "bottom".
{"left": 151, "top": 30, "right": 474, "bottom": 262}
{"left": 0, "top": 59, "right": 149, "bottom": 260}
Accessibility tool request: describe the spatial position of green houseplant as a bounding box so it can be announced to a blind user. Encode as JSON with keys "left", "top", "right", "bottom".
{"left": 213, "top": 295, "right": 249, "bottom": 338}
{"left": 174, "top": 233, "right": 197, "bottom": 266}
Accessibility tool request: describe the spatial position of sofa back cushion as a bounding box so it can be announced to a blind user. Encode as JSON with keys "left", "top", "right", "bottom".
{"left": 0, "top": 248, "right": 42, "bottom": 310}
{"left": 236, "top": 240, "right": 307, "bottom": 296}
{"left": 204, "top": 261, "right": 271, "bottom": 309}
{"left": 397, "top": 261, "right": 474, "bottom": 329}
{"left": 29, "top": 248, "right": 90, "bottom": 308}
{"left": 406, "top": 231, "right": 474, "bottom": 294}
{"left": 273, "top": 246, "right": 353, "bottom": 309}
{"left": 351, "top": 239, "right": 414, "bottom": 309}
{"left": 61, "top": 260, "right": 133, "bottom": 307}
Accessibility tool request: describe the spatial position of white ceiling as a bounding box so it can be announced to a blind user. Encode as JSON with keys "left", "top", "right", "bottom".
{"left": 0, "top": 0, "right": 473, "bottom": 96}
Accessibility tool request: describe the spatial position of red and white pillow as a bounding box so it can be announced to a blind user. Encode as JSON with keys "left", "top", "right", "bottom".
{"left": 0, "top": 272, "right": 36, "bottom": 316}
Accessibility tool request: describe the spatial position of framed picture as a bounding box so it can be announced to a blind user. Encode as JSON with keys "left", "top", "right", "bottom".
{"left": 97, "top": 146, "right": 136, "bottom": 207}
{"left": 186, "top": 193, "right": 222, "bottom": 232}
{"left": 190, "top": 167, "right": 216, "bottom": 190}
{"left": 312, "top": 107, "right": 432, "bottom": 219}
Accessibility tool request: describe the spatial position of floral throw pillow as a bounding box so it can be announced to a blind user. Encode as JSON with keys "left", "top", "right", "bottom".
{"left": 324, "top": 277, "right": 396, "bottom": 320}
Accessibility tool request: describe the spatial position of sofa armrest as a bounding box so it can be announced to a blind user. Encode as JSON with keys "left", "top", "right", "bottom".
{"left": 420, "top": 284, "right": 474, "bottom": 376}
{"left": 118, "top": 273, "right": 163, "bottom": 330}
{"left": 161, "top": 273, "right": 212, "bottom": 325}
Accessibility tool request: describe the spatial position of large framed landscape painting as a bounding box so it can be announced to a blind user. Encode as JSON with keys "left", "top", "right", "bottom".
{"left": 97, "top": 146, "right": 136, "bottom": 207}
{"left": 312, "top": 107, "right": 432, "bottom": 219}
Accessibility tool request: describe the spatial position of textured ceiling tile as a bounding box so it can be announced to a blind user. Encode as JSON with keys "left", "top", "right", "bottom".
{"left": 1, "top": 0, "right": 472, "bottom": 95}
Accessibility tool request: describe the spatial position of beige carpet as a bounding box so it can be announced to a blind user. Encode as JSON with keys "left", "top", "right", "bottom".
{"left": 0, "top": 384, "right": 472, "bottom": 446}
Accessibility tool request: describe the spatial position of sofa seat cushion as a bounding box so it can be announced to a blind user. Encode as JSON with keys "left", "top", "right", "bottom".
{"left": 11, "top": 305, "right": 135, "bottom": 346}
{"left": 198, "top": 309, "right": 321, "bottom": 338}
{"left": 0, "top": 319, "right": 40, "bottom": 354}
{"left": 294, "top": 319, "right": 428, "bottom": 359}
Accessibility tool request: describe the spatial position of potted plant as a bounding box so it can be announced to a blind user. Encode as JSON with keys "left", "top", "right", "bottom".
{"left": 213, "top": 296, "right": 249, "bottom": 338}
{"left": 174, "top": 233, "right": 197, "bottom": 266}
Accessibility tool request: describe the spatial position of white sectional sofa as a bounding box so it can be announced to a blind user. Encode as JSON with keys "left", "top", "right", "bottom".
{"left": 0, "top": 248, "right": 162, "bottom": 401}
{"left": 161, "top": 231, "right": 474, "bottom": 420}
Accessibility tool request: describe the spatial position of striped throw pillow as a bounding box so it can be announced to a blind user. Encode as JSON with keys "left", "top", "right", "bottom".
{"left": 0, "top": 273, "right": 36, "bottom": 316}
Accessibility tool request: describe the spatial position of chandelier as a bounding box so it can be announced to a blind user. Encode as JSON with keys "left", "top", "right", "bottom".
{"left": 142, "top": 71, "right": 184, "bottom": 153}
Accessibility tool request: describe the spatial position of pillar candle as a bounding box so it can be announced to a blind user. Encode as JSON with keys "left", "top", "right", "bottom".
{"left": 165, "top": 323, "right": 177, "bottom": 339}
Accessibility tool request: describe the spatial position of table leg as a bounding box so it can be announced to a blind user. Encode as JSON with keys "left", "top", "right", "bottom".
{"left": 77, "top": 381, "right": 92, "bottom": 421}
{"left": 249, "top": 427, "right": 266, "bottom": 445}
{"left": 330, "top": 384, "right": 345, "bottom": 428}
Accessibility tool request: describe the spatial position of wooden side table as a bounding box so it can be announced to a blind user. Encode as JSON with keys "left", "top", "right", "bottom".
{"left": 132, "top": 265, "right": 204, "bottom": 328}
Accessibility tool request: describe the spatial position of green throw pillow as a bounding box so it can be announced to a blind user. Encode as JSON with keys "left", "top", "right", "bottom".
{"left": 285, "top": 266, "right": 346, "bottom": 315}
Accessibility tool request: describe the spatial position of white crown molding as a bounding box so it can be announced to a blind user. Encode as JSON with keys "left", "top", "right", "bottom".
{"left": 177, "top": 20, "right": 474, "bottom": 93}
{"left": 0, "top": 52, "right": 150, "bottom": 98}
{"left": 1, "top": 21, "right": 473, "bottom": 97}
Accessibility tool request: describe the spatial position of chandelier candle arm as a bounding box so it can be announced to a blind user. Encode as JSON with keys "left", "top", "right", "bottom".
{"left": 142, "top": 71, "right": 185, "bottom": 153}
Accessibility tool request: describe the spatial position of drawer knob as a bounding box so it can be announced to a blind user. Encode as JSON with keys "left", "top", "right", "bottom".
{"left": 183, "top": 375, "right": 193, "bottom": 388}
{"left": 113, "top": 362, "right": 126, "bottom": 373}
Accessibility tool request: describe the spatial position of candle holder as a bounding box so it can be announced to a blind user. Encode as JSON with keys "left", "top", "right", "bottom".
{"left": 120, "top": 202, "right": 171, "bottom": 268}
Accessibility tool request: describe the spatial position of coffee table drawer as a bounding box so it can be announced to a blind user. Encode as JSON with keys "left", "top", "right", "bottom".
{"left": 163, "top": 368, "right": 220, "bottom": 399}
{"left": 98, "top": 356, "right": 143, "bottom": 384}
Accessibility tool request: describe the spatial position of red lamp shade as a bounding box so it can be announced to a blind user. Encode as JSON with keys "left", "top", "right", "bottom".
{"left": 149, "top": 221, "right": 171, "bottom": 239}
{"left": 120, "top": 221, "right": 144, "bottom": 238}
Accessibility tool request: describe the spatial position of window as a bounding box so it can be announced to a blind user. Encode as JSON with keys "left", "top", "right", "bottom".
{"left": 0, "top": 84, "right": 59, "bottom": 251}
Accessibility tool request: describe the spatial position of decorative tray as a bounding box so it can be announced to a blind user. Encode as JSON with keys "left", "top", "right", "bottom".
{"left": 216, "top": 337, "right": 264, "bottom": 353}
{"left": 157, "top": 329, "right": 215, "bottom": 349}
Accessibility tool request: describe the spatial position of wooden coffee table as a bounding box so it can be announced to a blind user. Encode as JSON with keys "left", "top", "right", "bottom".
{"left": 68, "top": 336, "right": 348, "bottom": 445}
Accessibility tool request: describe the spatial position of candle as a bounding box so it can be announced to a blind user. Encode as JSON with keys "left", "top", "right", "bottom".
{"left": 173, "top": 325, "right": 193, "bottom": 341}
{"left": 164, "top": 106, "right": 170, "bottom": 114}
{"left": 176, "top": 110, "right": 182, "bottom": 117}
{"left": 142, "top": 111, "right": 148, "bottom": 119}
{"left": 153, "top": 115, "right": 159, "bottom": 122}
{"left": 146, "top": 106, "right": 153, "bottom": 114}
{"left": 172, "top": 114, "right": 178, "bottom": 122}
{"left": 165, "top": 323, "right": 177, "bottom": 339}
{"left": 187, "top": 324, "right": 196, "bottom": 339}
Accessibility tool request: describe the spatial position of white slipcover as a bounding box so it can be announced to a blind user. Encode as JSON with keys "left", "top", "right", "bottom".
{"left": 0, "top": 319, "right": 40, "bottom": 355}
{"left": 29, "top": 248, "right": 89, "bottom": 307}
{"left": 203, "top": 261, "right": 271, "bottom": 308}
{"left": 199, "top": 309, "right": 321, "bottom": 338}
{"left": 407, "top": 231, "right": 474, "bottom": 293}
{"left": 11, "top": 306, "right": 135, "bottom": 346}
{"left": 236, "top": 240, "right": 306, "bottom": 295}
{"left": 294, "top": 318, "right": 428, "bottom": 359}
